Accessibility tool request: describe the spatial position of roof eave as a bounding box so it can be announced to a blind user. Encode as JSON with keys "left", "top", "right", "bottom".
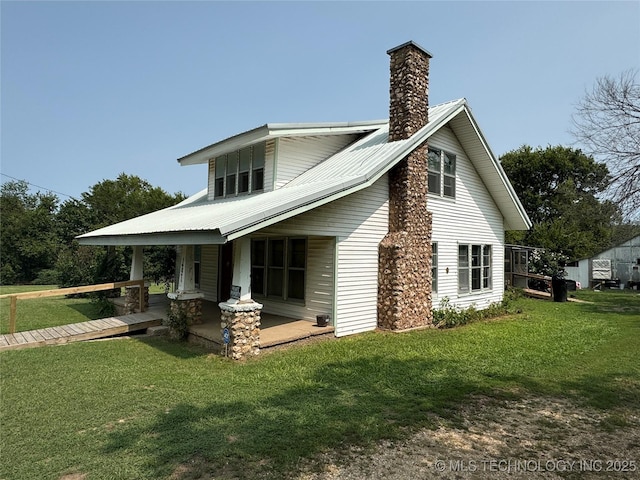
{"left": 177, "top": 120, "right": 388, "bottom": 166}
{"left": 457, "top": 106, "right": 532, "bottom": 231}
{"left": 77, "top": 230, "right": 226, "bottom": 246}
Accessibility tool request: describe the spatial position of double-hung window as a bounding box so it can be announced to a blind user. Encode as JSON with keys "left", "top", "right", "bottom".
{"left": 458, "top": 244, "right": 492, "bottom": 293}
{"left": 214, "top": 142, "right": 266, "bottom": 198}
{"left": 251, "top": 237, "right": 306, "bottom": 301}
{"left": 428, "top": 147, "right": 456, "bottom": 198}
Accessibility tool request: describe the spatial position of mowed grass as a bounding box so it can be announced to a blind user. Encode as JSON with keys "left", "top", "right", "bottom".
{"left": 1, "top": 290, "right": 638, "bottom": 479}
{"left": 0, "top": 285, "right": 108, "bottom": 334}
{"left": 0, "top": 284, "right": 167, "bottom": 334}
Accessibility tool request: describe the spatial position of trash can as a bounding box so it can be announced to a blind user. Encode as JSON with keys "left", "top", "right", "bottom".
{"left": 552, "top": 275, "right": 567, "bottom": 302}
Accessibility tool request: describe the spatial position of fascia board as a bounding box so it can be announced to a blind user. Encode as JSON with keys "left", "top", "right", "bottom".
{"left": 266, "top": 121, "right": 387, "bottom": 137}
{"left": 177, "top": 121, "right": 387, "bottom": 167}
{"left": 77, "top": 230, "right": 226, "bottom": 246}
{"left": 178, "top": 126, "right": 271, "bottom": 166}
{"left": 460, "top": 107, "right": 532, "bottom": 230}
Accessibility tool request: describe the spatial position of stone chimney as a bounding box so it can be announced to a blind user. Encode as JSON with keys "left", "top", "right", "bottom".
{"left": 378, "top": 41, "right": 433, "bottom": 331}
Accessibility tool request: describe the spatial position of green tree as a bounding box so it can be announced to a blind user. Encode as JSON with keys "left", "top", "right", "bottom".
{"left": 501, "top": 146, "right": 619, "bottom": 260}
{"left": 57, "top": 174, "right": 185, "bottom": 286}
{"left": 81, "top": 173, "right": 183, "bottom": 228}
{"left": 0, "top": 181, "right": 60, "bottom": 284}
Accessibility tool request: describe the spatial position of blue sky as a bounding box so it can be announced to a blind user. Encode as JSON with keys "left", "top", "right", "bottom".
{"left": 2, "top": 1, "right": 639, "bottom": 201}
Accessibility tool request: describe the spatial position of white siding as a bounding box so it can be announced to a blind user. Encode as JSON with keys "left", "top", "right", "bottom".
{"left": 428, "top": 127, "right": 505, "bottom": 310}
{"left": 275, "top": 135, "right": 359, "bottom": 188}
{"left": 257, "top": 176, "right": 389, "bottom": 336}
{"left": 207, "top": 160, "right": 215, "bottom": 200}
{"left": 199, "top": 245, "right": 219, "bottom": 302}
{"left": 264, "top": 139, "right": 276, "bottom": 192}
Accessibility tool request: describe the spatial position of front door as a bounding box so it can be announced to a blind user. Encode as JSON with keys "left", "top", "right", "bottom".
{"left": 219, "top": 242, "right": 234, "bottom": 302}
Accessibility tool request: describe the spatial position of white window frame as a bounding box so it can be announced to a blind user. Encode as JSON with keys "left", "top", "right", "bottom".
{"left": 432, "top": 242, "right": 438, "bottom": 293}
{"left": 214, "top": 142, "right": 265, "bottom": 198}
{"left": 251, "top": 237, "right": 307, "bottom": 302}
{"left": 458, "top": 243, "right": 492, "bottom": 294}
{"left": 428, "top": 147, "right": 456, "bottom": 198}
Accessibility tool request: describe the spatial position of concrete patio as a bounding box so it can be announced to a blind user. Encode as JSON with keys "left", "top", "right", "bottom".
{"left": 134, "top": 294, "right": 335, "bottom": 352}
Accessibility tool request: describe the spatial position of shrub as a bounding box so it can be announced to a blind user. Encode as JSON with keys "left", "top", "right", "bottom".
{"left": 165, "top": 303, "right": 189, "bottom": 340}
{"left": 90, "top": 294, "right": 116, "bottom": 317}
{"left": 433, "top": 292, "right": 518, "bottom": 329}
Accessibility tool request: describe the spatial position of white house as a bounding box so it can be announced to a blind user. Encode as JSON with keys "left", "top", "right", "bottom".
{"left": 78, "top": 42, "right": 531, "bottom": 357}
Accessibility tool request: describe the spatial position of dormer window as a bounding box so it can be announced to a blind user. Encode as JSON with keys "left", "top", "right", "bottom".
{"left": 214, "top": 142, "right": 265, "bottom": 198}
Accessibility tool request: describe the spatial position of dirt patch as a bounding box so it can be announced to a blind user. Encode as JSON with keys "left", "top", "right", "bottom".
{"left": 295, "top": 395, "right": 640, "bottom": 479}
{"left": 58, "top": 474, "right": 87, "bottom": 480}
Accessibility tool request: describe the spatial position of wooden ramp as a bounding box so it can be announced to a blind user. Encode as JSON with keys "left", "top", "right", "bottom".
{"left": 0, "top": 312, "right": 163, "bottom": 352}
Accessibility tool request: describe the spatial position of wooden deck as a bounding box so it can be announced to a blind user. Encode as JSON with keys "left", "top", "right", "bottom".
{"left": 0, "top": 311, "right": 163, "bottom": 352}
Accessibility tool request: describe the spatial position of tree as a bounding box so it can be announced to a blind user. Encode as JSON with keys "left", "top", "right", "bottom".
{"left": 0, "top": 181, "right": 60, "bottom": 284}
{"left": 572, "top": 71, "right": 640, "bottom": 218}
{"left": 57, "top": 174, "right": 186, "bottom": 286}
{"left": 81, "top": 173, "right": 184, "bottom": 228}
{"left": 501, "top": 145, "right": 619, "bottom": 260}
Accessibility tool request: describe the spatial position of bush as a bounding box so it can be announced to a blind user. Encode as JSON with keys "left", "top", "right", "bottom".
{"left": 90, "top": 294, "right": 116, "bottom": 317}
{"left": 165, "top": 303, "right": 189, "bottom": 340}
{"left": 433, "top": 291, "right": 520, "bottom": 329}
{"left": 33, "top": 269, "right": 59, "bottom": 285}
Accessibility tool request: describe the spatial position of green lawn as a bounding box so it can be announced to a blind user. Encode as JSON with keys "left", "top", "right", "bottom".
{"left": 1, "top": 289, "right": 638, "bottom": 479}
{"left": 0, "top": 285, "right": 107, "bottom": 334}
{"left": 0, "top": 284, "right": 167, "bottom": 334}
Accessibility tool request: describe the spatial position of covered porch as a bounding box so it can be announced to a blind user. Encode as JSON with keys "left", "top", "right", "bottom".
{"left": 141, "top": 294, "right": 335, "bottom": 352}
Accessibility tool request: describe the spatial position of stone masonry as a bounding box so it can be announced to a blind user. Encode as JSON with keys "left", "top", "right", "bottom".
{"left": 378, "top": 41, "right": 433, "bottom": 331}
{"left": 219, "top": 301, "right": 263, "bottom": 360}
{"left": 169, "top": 297, "right": 203, "bottom": 325}
{"left": 124, "top": 285, "right": 149, "bottom": 314}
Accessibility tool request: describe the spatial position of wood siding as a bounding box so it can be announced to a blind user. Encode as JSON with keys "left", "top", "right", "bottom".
{"left": 428, "top": 126, "right": 505, "bottom": 310}
{"left": 275, "top": 135, "right": 358, "bottom": 188}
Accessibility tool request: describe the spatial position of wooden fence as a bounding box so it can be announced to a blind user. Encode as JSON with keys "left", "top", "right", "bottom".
{"left": 0, "top": 280, "right": 145, "bottom": 334}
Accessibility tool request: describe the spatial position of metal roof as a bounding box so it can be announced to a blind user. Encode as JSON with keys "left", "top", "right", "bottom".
{"left": 77, "top": 99, "right": 531, "bottom": 246}
{"left": 177, "top": 120, "right": 388, "bottom": 166}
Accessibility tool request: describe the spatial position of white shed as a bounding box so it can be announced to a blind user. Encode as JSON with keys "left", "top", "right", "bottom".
{"left": 565, "top": 235, "right": 640, "bottom": 289}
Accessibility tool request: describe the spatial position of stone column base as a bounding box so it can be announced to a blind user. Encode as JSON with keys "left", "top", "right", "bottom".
{"left": 219, "top": 300, "right": 263, "bottom": 360}
{"left": 166, "top": 294, "right": 204, "bottom": 341}
{"left": 124, "top": 284, "right": 150, "bottom": 314}
{"left": 168, "top": 294, "right": 204, "bottom": 325}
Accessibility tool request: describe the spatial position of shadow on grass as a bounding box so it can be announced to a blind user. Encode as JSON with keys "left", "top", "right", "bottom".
{"left": 134, "top": 336, "right": 211, "bottom": 360}
{"left": 101, "top": 351, "right": 640, "bottom": 480}
{"left": 573, "top": 290, "right": 640, "bottom": 317}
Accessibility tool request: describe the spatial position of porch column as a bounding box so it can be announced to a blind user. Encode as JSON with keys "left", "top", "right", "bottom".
{"left": 167, "top": 245, "right": 204, "bottom": 330}
{"left": 175, "top": 245, "right": 196, "bottom": 293}
{"left": 125, "top": 245, "right": 149, "bottom": 313}
{"left": 219, "top": 237, "right": 263, "bottom": 360}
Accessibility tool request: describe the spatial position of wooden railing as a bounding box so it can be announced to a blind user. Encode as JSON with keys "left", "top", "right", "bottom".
{"left": 0, "top": 280, "right": 145, "bottom": 334}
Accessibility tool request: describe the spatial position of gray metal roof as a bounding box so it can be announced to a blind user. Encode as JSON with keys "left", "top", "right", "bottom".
{"left": 177, "top": 120, "right": 388, "bottom": 166}
{"left": 77, "top": 99, "right": 531, "bottom": 246}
